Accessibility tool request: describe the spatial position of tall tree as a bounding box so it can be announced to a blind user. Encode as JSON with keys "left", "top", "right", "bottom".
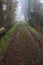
{"left": 3, "top": 0, "right": 17, "bottom": 30}
{"left": 0, "top": 0, "right": 4, "bottom": 27}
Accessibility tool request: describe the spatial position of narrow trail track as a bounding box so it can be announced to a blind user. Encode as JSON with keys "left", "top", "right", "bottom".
{"left": 0, "top": 24, "right": 43, "bottom": 65}
{"left": 24, "top": 26, "right": 43, "bottom": 64}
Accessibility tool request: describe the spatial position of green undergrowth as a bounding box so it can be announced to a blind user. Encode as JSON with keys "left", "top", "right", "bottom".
{"left": 0, "top": 23, "right": 17, "bottom": 57}
{"left": 25, "top": 23, "right": 43, "bottom": 41}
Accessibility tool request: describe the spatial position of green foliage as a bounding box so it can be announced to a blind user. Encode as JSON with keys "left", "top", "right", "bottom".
{"left": 0, "top": 0, "right": 17, "bottom": 30}
{"left": 28, "top": 18, "right": 35, "bottom": 27}
{"left": 28, "top": 1, "right": 43, "bottom": 30}
{"left": 28, "top": 11, "right": 43, "bottom": 29}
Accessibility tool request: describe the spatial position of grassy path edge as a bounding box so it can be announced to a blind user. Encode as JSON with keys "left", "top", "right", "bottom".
{"left": 0, "top": 23, "right": 18, "bottom": 57}
{"left": 25, "top": 23, "right": 43, "bottom": 42}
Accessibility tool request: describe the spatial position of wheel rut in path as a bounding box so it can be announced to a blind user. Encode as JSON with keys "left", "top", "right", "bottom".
{"left": 24, "top": 26, "right": 43, "bottom": 64}
{"left": 0, "top": 25, "right": 43, "bottom": 65}
{"left": 0, "top": 27, "right": 20, "bottom": 65}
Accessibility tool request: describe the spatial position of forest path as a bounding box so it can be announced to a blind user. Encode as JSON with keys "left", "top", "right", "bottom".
{"left": 0, "top": 23, "right": 43, "bottom": 65}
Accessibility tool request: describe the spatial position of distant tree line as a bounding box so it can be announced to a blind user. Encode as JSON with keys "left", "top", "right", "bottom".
{"left": 22, "top": 0, "right": 43, "bottom": 32}
{"left": 28, "top": 0, "right": 43, "bottom": 32}
{"left": 0, "top": 0, "right": 17, "bottom": 30}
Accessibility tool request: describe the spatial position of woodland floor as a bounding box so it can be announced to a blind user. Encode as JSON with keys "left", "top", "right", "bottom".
{"left": 0, "top": 23, "right": 43, "bottom": 65}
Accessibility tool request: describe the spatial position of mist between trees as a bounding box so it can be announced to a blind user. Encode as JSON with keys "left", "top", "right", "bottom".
{"left": 22, "top": 0, "right": 43, "bottom": 32}
{"left": 0, "top": 0, "right": 43, "bottom": 32}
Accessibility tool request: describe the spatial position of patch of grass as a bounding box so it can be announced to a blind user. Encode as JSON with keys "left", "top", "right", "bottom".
{"left": 0, "top": 23, "right": 17, "bottom": 57}
{"left": 18, "top": 23, "right": 28, "bottom": 43}
{"left": 25, "top": 23, "right": 43, "bottom": 41}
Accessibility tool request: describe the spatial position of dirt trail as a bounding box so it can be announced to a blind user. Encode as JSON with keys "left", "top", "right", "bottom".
{"left": 24, "top": 26, "right": 43, "bottom": 63}
{"left": 0, "top": 28, "right": 20, "bottom": 65}
{"left": 0, "top": 25, "right": 43, "bottom": 65}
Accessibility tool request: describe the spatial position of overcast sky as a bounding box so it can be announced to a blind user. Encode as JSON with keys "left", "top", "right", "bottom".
{"left": 40, "top": 0, "right": 43, "bottom": 3}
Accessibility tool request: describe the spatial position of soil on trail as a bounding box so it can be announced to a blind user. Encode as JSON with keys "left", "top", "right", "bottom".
{"left": 0, "top": 25, "right": 43, "bottom": 65}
